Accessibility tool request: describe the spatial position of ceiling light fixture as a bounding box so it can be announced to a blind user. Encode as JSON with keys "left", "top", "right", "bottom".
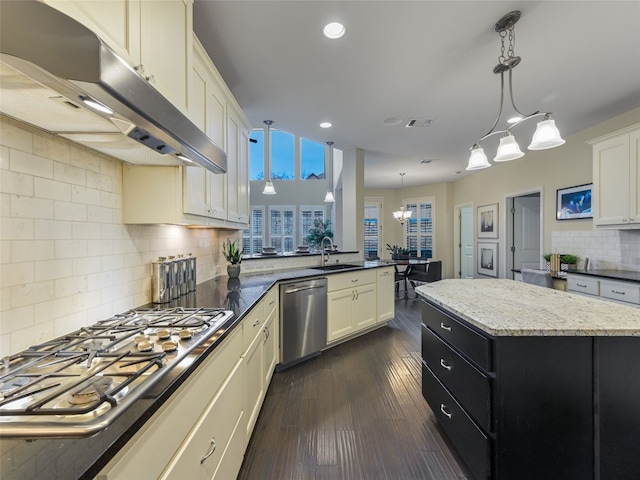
{"left": 393, "top": 173, "right": 412, "bottom": 225}
{"left": 262, "top": 120, "right": 276, "bottom": 195}
{"left": 323, "top": 22, "right": 345, "bottom": 39}
{"left": 324, "top": 141, "right": 335, "bottom": 203}
{"left": 320, "top": 122, "right": 332, "bottom": 128}
{"left": 466, "top": 10, "right": 565, "bottom": 171}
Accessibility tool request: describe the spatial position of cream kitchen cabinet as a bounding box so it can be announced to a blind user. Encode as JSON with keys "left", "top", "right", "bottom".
{"left": 327, "top": 270, "right": 377, "bottom": 343}
{"left": 376, "top": 266, "right": 395, "bottom": 323}
{"left": 183, "top": 38, "right": 228, "bottom": 221}
{"left": 242, "top": 286, "right": 278, "bottom": 445}
{"left": 44, "top": 0, "right": 193, "bottom": 114}
{"left": 590, "top": 125, "right": 640, "bottom": 228}
{"left": 98, "top": 326, "right": 244, "bottom": 480}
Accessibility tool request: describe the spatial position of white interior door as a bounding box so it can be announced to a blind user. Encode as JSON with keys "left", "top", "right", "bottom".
{"left": 460, "top": 206, "right": 474, "bottom": 278}
{"left": 513, "top": 194, "right": 541, "bottom": 270}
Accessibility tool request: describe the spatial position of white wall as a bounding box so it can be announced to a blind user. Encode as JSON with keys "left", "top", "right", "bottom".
{"left": 0, "top": 116, "right": 238, "bottom": 356}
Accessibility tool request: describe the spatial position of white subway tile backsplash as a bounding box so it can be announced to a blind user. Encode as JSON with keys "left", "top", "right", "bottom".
{"left": 1, "top": 262, "right": 34, "bottom": 288}
{"left": 10, "top": 195, "right": 54, "bottom": 219}
{"left": 1, "top": 217, "right": 34, "bottom": 240}
{"left": 34, "top": 177, "right": 71, "bottom": 201}
{"left": 11, "top": 281, "right": 55, "bottom": 309}
{"left": 2, "top": 170, "right": 34, "bottom": 196}
{"left": 10, "top": 149, "right": 53, "bottom": 179}
{"left": 72, "top": 257, "right": 102, "bottom": 276}
{"left": 1, "top": 117, "right": 227, "bottom": 355}
{"left": 55, "top": 239, "right": 88, "bottom": 259}
{"left": 552, "top": 229, "right": 640, "bottom": 272}
{"left": 33, "top": 133, "right": 71, "bottom": 164}
{"left": 34, "top": 297, "right": 73, "bottom": 325}
{"left": 35, "top": 259, "right": 73, "bottom": 282}
{"left": 0, "top": 122, "right": 32, "bottom": 153}
{"left": 71, "top": 184, "right": 101, "bottom": 206}
{"left": 54, "top": 200, "right": 87, "bottom": 221}
{"left": 34, "top": 219, "right": 72, "bottom": 240}
{"left": 11, "top": 240, "right": 54, "bottom": 263}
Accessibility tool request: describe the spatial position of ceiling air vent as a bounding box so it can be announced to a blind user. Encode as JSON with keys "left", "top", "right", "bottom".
{"left": 405, "top": 118, "right": 434, "bottom": 128}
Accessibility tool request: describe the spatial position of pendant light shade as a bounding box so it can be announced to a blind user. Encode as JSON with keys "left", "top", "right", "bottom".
{"left": 466, "top": 11, "right": 564, "bottom": 170}
{"left": 494, "top": 134, "right": 525, "bottom": 162}
{"left": 262, "top": 181, "right": 276, "bottom": 195}
{"left": 324, "top": 141, "right": 335, "bottom": 203}
{"left": 466, "top": 146, "right": 491, "bottom": 170}
{"left": 528, "top": 118, "right": 566, "bottom": 150}
{"left": 262, "top": 120, "right": 276, "bottom": 195}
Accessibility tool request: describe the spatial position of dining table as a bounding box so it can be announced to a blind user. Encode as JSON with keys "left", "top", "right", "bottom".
{"left": 388, "top": 258, "right": 430, "bottom": 299}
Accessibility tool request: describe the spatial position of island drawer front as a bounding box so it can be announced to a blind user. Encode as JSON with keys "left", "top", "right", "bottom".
{"left": 422, "top": 324, "right": 491, "bottom": 432}
{"left": 422, "top": 362, "right": 490, "bottom": 480}
{"left": 599, "top": 280, "right": 640, "bottom": 305}
{"left": 327, "top": 270, "right": 376, "bottom": 291}
{"left": 421, "top": 300, "right": 491, "bottom": 371}
{"left": 567, "top": 275, "right": 599, "bottom": 296}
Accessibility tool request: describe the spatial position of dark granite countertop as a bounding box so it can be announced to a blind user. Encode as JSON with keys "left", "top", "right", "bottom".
{"left": 0, "top": 261, "right": 391, "bottom": 480}
{"left": 567, "top": 269, "right": 640, "bottom": 283}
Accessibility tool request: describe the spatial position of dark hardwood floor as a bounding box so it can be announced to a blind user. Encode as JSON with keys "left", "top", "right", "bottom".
{"left": 237, "top": 292, "right": 473, "bottom": 480}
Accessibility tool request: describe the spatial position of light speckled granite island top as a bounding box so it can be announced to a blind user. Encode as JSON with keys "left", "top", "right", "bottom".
{"left": 415, "top": 279, "right": 640, "bottom": 336}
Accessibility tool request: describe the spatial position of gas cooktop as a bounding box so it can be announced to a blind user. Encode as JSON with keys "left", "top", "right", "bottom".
{"left": 0, "top": 307, "right": 233, "bottom": 438}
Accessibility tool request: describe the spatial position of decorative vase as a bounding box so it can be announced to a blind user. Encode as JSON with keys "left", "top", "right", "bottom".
{"left": 392, "top": 254, "right": 410, "bottom": 261}
{"left": 227, "top": 264, "right": 241, "bottom": 279}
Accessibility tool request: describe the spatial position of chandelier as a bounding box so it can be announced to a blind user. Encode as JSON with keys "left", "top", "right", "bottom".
{"left": 393, "top": 173, "right": 412, "bottom": 225}
{"left": 466, "top": 11, "right": 565, "bottom": 171}
{"left": 262, "top": 120, "right": 276, "bottom": 194}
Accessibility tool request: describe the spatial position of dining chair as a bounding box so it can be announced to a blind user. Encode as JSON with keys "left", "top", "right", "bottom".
{"left": 407, "top": 260, "right": 442, "bottom": 296}
{"left": 521, "top": 268, "right": 554, "bottom": 288}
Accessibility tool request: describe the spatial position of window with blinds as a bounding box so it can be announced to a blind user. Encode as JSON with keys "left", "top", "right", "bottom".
{"left": 242, "top": 207, "right": 264, "bottom": 255}
{"left": 405, "top": 200, "right": 434, "bottom": 258}
{"left": 364, "top": 202, "right": 381, "bottom": 259}
{"left": 269, "top": 206, "right": 295, "bottom": 253}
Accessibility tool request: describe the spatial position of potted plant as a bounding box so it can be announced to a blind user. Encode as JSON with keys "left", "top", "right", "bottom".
{"left": 386, "top": 244, "right": 411, "bottom": 261}
{"left": 543, "top": 253, "right": 552, "bottom": 271}
{"left": 560, "top": 254, "right": 581, "bottom": 271}
{"left": 305, "top": 219, "right": 333, "bottom": 251}
{"left": 223, "top": 239, "right": 243, "bottom": 278}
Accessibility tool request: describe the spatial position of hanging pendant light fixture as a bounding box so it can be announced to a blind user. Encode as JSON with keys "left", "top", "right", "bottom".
{"left": 393, "top": 173, "right": 412, "bottom": 225}
{"left": 324, "top": 141, "right": 335, "bottom": 203}
{"left": 262, "top": 120, "right": 276, "bottom": 195}
{"left": 466, "top": 10, "right": 565, "bottom": 171}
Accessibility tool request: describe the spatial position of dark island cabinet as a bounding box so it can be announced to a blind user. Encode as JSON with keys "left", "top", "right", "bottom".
{"left": 596, "top": 337, "right": 640, "bottom": 480}
{"left": 421, "top": 299, "right": 596, "bottom": 480}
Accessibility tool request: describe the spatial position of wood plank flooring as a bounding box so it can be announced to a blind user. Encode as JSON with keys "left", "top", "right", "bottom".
{"left": 237, "top": 294, "right": 473, "bottom": 480}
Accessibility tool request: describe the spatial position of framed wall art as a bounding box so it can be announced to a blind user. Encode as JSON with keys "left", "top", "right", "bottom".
{"left": 477, "top": 203, "right": 498, "bottom": 238}
{"left": 556, "top": 184, "right": 592, "bottom": 220}
{"left": 477, "top": 242, "right": 498, "bottom": 277}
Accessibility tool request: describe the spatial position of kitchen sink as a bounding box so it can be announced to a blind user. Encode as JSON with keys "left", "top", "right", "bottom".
{"left": 311, "top": 264, "right": 360, "bottom": 271}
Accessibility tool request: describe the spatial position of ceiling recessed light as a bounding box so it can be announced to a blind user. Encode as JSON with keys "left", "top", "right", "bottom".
{"left": 320, "top": 122, "right": 332, "bottom": 128}
{"left": 323, "top": 22, "right": 345, "bottom": 39}
{"left": 383, "top": 117, "right": 403, "bottom": 126}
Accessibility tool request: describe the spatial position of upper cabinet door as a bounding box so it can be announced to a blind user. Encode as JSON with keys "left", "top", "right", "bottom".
{"left": 139, "top": 0, "right": 192, "bottom": 114}
{"left": 592, "top": 126, "right": 640, "bottom": 228}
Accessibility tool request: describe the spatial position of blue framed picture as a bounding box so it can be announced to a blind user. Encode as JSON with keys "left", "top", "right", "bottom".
{"left": 556, "top": 184, "right": 592, "bottom": 220}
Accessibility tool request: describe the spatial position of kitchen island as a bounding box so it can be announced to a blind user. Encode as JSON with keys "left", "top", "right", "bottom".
{"left": 415, "top": 279, "right": 640, "bottom": 480}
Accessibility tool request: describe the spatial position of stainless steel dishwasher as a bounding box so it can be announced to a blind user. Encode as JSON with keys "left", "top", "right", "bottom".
{"left": 278, "top": 277, "right": 327, "bottom": 371}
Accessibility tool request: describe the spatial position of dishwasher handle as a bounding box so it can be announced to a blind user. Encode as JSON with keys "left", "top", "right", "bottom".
{"left": 284, "top": 284, "right": 325, "bottom": 295}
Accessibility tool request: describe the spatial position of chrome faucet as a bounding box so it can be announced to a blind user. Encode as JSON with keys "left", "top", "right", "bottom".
{"left": 320, "top": 236, "right": 333, "bottom": 267}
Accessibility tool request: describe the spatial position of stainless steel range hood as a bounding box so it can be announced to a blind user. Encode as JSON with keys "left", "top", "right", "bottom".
{"left": 0, "top": 0, "right": 226, "bottom": 173}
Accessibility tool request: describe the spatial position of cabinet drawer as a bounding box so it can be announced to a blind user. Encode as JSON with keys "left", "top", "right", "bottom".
{"left": 421, "top": 301, "right": 491, "bottom": 371}
{"left": 422, "top": 324, "right": 491, "bottom": 432}
{"left": 567, "top": 275, "right": 599, "bottom": 296}
{"left": 263, "top": 287, "right": 278, "bottom": 316}
{"left": 599, "top": 280, "right": 640, "bottom": 305}
{"left": 422, "top": 362, "right": 490, "bottom": 480}
{"left": 161, "top": 360, "right": 243, "bottom": 479}
{"left": 242, "top": 299, "right": 265, "bottom": 353}
{"left": 328, "top": 270, "right": 376, "bottom": 291}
